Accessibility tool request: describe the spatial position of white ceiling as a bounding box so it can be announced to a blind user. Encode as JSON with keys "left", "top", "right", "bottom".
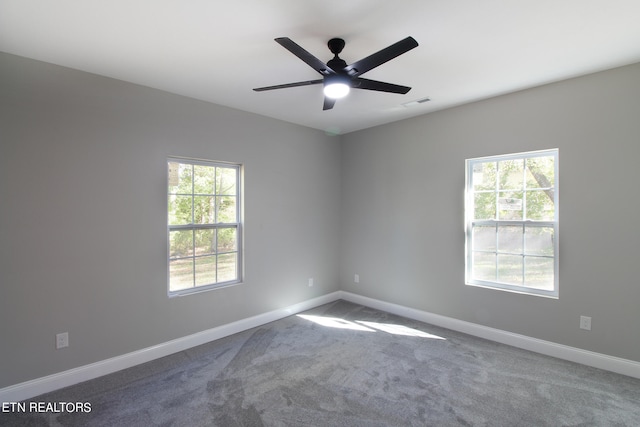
{"left": 2, "top": 0, "right": 640, "bottom": 134}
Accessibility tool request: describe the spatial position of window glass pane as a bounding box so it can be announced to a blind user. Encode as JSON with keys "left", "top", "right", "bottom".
{"left": 168, "top": 159, "right": 242, "bottom": 294}
{"left": 193, "top": 196, "right": 215, "bottom": 224}
{"left": 497, "top": 191, "right": 523, "bottom": 220}
{"left": 168, "top": 162, "right": 192, "bottom": 194}
{"left": 525, "top": 227, "right": 554, "bottom": 256}
{"left": 525, "top": 156, "right": 555, "bottom": 189}
{"left": 473, "top": 225, "right": 495, "bottom": 252}
{"left": 194, "top": 165, "right": 216, "bottom": 195}
{"left": 217, "top": 167, "right": 237, "bottom": 195}
{"left": 525, "top": 257, "right": 554, "bottom": 290}
{"left": 498, "top": 159, "right": 524, "bottom": 190}
{"left": 169, "top": 230, "right": 193, "bottom": 258}
{"left": 195, "top": 229, "right": 216, "bottom": 256}
{"left": 170, "top": 258, "right": 193, "bottom": 291}
{"left": 195, "top": 255, "right": 216, "bottom": 286}
{"left": 497, "top": 225, "right": 523, "bottom": 254}
{"left": 526, "top": 190, "right": 554, "bottom": 221}
{"left": 497, "top": 254, "right": 523, "bottom": 285}
{"left": 474, "top": 192, "right": 496, "bottom": 220}
{"left": 217, "top": 227, "right": 237, "bottom": 253}
{"left": 472, "top": 252, "right": 496, "bottom": 282}
{"left": 168, "top": 195, "right": 192, "bottom": 225}
{"left": 472, "top": 162, "right": 496, "bottom": 191}
{"left": 217, "top": 196, "right": 237, "bottom": 223}
{"left": 217, "top": 253, "right": 237, "bottom": 282}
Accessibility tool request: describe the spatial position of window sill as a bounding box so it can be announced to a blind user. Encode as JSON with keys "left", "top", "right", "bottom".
{"left": 168, "top": 281, "right": 243, "bottom": 298}
{"left": 465, "top": 281, "right": 558, "bottom": 299}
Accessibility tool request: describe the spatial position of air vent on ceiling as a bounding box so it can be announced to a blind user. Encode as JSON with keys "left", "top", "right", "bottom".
{"left": 402, "top": 97, "right": 431, "bottom": 108}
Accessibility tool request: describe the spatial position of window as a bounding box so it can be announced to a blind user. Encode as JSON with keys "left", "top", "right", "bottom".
{"left": 167, "top": 158, "right": 242, "bottom": 296}
{"left": 465, "top": 149, "right": 558, "bottom": 298}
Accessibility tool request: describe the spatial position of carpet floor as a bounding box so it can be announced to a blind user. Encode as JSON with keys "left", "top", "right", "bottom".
{"left": 3, "top": 300, "right": 640, "bottom": 426}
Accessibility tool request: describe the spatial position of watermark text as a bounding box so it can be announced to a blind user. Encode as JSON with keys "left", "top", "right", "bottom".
{"left": 2, "top": 401, "right": 91, "bottom": 413}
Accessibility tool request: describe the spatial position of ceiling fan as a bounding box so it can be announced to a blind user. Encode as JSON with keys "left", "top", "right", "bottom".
{"left": 253, "top": 36, "right": 419, "bottom": 110}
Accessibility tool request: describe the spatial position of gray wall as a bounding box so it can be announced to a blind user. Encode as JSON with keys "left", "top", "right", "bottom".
{"left": 340, "top": 62, "right": 640, "bottom": 363}
{"left": 2, "top": 51, "right": 639, "bottom": 390}
{"left": 0, "top": 53, "right": 341, "bottom": 388}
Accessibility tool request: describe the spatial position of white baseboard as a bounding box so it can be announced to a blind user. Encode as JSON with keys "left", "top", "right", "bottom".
{"left": 338, "top": 291, "right": 640, "bottom": 380}
{"left": 0, "top": 292, "right": 341, "bottom": 403}
{"left": 3, "top": 290, "right": 638, "bottom": 403}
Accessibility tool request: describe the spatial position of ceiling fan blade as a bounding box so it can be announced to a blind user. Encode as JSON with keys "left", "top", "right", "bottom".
{"left": 345, "top": 36, "right": 418, "bottom": 77}
{"left": 275, "top": 37, "right": 336, "bottom": 76}
{"left": 323, "top": 97, "right": 336, "bottom": 110}
{"left": 353, "top": 77, "right": 412, "bottom": 94}
{"left": 253, "top": 79, "right": 323, "bottom": 92}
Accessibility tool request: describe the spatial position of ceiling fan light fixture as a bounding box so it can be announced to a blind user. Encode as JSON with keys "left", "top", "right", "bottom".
{"left": 323, "top": 81, "right": 350, "bottom": 99}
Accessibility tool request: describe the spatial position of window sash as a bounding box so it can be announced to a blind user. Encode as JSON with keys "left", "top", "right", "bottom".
{"left": 466, "top": 149, "right": 558, "bottom": 298}
{"left": 468, "top": 220, "right": 556, "bottom": 297}
{"left": 167, "top": 158, "right": 242, "bottom": 296}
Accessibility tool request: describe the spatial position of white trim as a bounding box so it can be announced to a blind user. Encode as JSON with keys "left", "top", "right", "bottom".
{"left": 338, "top": 291, "right": 640, "bottom": 380}
{"left": 0, "top": 292, "right": 341, "bottom": 403}
{"left": 3, "top": 290, "right": 639, "bottom": 403}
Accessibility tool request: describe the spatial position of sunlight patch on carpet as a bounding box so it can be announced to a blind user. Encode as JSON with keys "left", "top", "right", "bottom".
{"left": 297, "top": 315, "right": 446, "bottom": 339}
{"left": 297, "top": 314, "right": 375, "bottom": 331}
{"left": 356, "top": 321, "right": 446, "bottom": 339}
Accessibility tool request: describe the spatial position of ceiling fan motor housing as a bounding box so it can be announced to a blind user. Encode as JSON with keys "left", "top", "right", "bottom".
{"left": 327, "top": 38, "right": 348, "bottom": 71}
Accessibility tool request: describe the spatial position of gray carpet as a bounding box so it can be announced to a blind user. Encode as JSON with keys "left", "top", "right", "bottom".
{"left": 3, "top": 300, "right": 640, "bottom": 426}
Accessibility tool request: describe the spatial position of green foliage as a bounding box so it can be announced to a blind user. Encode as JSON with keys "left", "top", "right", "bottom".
{"left": 471, "top": 155, "right": 555, "bottom": 221}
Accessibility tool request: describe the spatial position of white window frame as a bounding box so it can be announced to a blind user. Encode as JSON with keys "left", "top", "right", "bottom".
{"left": 465, "top": 149, "right": 559, "bottom": 298}
{"left": 167, "top": 157, "right": 243, "bottom": 297}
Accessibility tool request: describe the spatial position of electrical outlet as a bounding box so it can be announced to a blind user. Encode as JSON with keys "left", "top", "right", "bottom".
{"left": 56, "top": 332, "right": 69, "bottom": 349}
{"left": 308, "top": 278, "right": 314, "bottom": 287}
{"left": 580, "top": 316, "right": 592, "bottom": 331}
{"left": 354, "top": 274, "right": 360, "bottom": 283}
